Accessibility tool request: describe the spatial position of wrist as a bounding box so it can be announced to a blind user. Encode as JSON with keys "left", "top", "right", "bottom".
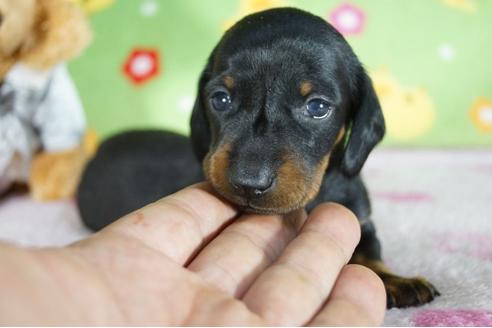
{"left": 0, "top": 243, "right": 119, "bottom": 325}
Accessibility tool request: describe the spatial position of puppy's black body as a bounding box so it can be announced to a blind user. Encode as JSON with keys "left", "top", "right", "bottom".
{"left": 77, "top": 130, "right": 202, "bottom": 230}
{"left": 77, "top": 8, "right": 439, "bottom": 308}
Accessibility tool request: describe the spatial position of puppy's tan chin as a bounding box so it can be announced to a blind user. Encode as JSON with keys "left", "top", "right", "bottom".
{"left": 204, "top": 145, "right": 328, "bottom": 215}
{"left": 210, "top": 183, "right": 313, "bottom": 215}
{"left": 241, "top": 202, "right": 306, "bottom": 215}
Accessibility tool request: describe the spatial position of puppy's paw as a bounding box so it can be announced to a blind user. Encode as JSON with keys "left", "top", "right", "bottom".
{"left": 382, "top": 274, "right": 440, "bottom": 308}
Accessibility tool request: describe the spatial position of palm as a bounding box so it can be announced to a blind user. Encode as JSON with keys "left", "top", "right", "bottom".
{"left": 4, "top": 184, "right": 385, "bottom": 325}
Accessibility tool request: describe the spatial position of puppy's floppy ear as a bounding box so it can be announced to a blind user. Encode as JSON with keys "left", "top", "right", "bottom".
{"left": 342, "top": 71, "right": 385, "bottom": 177}
{"left": 190, "top": 62, "right": 213, "bottom": 162}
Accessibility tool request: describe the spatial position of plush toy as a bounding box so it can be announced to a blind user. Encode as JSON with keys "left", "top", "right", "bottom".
{"left": 0, "top": 0, "right": 96, "bottom": 200}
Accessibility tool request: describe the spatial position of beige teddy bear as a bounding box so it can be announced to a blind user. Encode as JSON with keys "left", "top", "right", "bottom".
{"left": 0, "top": 0, "right": 96, "bottom": 200}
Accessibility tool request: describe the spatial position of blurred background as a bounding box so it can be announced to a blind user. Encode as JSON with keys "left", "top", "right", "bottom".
{"left": 2, "top": 3, "right": 491, "bottom": 324}
{"left": 69, "top": 0, "right": 492, "bottom": 147}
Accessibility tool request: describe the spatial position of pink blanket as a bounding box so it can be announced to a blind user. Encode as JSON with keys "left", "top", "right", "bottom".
{"left": 1, "top": 150, "right": 491, "bottom": 326}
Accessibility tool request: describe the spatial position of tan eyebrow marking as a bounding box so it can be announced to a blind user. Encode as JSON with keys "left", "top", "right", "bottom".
{"left": 299, "top": 81, "right": 313, "bottom": 97}
{"left": 223, "top": 75, "right": 235, "bottom": 90}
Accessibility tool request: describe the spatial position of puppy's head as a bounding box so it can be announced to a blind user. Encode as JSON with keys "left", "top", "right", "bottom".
{"left": 191, "top": 8, "right": 385, "bottom": 214}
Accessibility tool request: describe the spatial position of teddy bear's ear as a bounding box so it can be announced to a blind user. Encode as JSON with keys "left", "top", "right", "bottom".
{"left": 0, "top": 0, "right": 36, "bottom": 57}
{"left": 20, "top": 0, "right": 92, "bottom": 70}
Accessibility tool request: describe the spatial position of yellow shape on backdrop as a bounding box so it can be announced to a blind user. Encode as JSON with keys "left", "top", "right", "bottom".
{"left": 69, "top": 0, "right": 116, "bottom": 15}
{"left": 223, "top": 0, "right": 286, "bottom": 30}
{"left": 441, "top": 0, "right": 477, "bottom": 13}
{"left": 469, "top": 98, "right": 492, "bottom": 133}
{"left": 371, "top": 69, "right": 436, "bottom": 140}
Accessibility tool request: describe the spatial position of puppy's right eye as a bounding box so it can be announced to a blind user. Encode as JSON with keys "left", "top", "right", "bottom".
{"left": 211, "top": 91, "right": 232, "bottom": 111}
{"left": 306, "top": 98, "right": 333, "bottom": 119}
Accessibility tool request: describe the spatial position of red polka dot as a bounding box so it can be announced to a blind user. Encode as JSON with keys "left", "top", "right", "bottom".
{"left": 123, "top": 48, "right": 160, "bottom": 85}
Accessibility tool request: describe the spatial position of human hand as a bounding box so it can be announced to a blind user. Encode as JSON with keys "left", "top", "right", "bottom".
{"left": 0, "top": 183, "right": 385, "bottom": 325}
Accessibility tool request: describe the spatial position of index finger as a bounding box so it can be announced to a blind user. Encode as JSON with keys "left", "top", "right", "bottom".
{"left": 242, "top": 203, "right": 361, "bottom": 326}
{"left": 93, "top": 183, "right": 238, "bottom": 265}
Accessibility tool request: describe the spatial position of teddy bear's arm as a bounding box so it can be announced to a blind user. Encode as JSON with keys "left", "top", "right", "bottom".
{"left": 33, "top": 64, "right": 86, "bottom": 152}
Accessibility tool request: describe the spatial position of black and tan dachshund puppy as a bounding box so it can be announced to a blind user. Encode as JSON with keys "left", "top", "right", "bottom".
{"left": 77, "top": 8, "right": 439, "bottom": 308}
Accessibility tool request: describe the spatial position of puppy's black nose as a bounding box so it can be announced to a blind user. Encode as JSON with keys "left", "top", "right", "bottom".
{"left": 230, "top": 172, "right": 275, "bottom": 198}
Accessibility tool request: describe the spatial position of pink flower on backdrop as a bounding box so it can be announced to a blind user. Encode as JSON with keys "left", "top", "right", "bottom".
{"left": 329, "top": 2, "right": 366, "bottom": 36}
{"left": 433, "top": 232, "right": 492, "bottom": 261}
{"left": 413, "top": 309, "right": 492, "bottom": 327}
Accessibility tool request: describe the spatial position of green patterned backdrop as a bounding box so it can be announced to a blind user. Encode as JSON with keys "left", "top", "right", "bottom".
{"left": 69, "top": 0, "right": 492, "bottom": 147}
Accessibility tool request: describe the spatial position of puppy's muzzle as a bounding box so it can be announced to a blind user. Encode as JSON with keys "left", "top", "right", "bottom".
{"left": 229, "top": 165, "right": 275, "bottom": 199}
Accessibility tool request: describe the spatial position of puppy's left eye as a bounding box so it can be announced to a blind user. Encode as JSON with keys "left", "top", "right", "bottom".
{"left": 211, "top": 91, "right": 232, "bottom": 111}
{"left": 306, "top": 98, "right": 333, "bottom": 119}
